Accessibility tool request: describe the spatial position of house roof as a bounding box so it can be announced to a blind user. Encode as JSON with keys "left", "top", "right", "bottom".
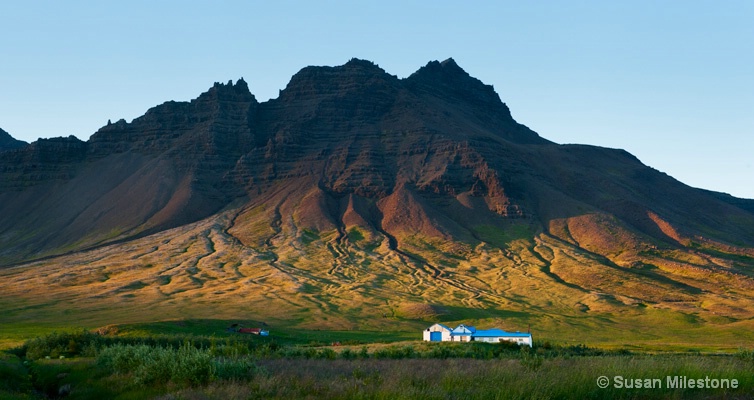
{"left": 472, "top": 329, "right": 532, "bottom": 338}
{"left": 428, "top": 324, "right": 531, "bottom": 338}
{"left": 428, "top": 323, "right": 452, "bottom": 331}
{"left": 451, "top": 324, "right": 476, "bottom": 335}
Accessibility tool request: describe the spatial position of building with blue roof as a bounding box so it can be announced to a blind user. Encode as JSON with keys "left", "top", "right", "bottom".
{"left": 423, "top": 323, "right": 452, "bottom": 342}
{"left": 424, "top": 323, "right": 532, "bottom": 347}
{"left": 473, "top": 328, "right": 532, "bottom": 346}
{"left": 450, "top": 324, "right": 476, "bottom": 342}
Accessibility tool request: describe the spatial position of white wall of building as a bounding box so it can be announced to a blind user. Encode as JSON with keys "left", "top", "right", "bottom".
{"left": 423, "top": 323, "right": 451, "bottom": 341}
{"left": 475, "top": 336, "right": 532, "bottom": 347}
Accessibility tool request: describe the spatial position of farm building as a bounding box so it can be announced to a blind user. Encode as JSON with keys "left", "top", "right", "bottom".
{"left": 227, "top": 324, "right": 269, "bottom": 336}
{"left": 422, "top": 323, "right": 452, "bottom": 342}
{"left": 450, "top": 324, "right": 475, "bottom": 342}
{"left": 472, "top": 328, "right": 532, "bottom": 347}
{"left": 238, "top": 327, "right": 269, "bottom": 336}
{"left": 423, "top": 324, "right": 532, "bottom": 347}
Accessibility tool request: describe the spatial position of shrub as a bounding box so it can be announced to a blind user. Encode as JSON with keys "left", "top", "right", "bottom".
{"left": 373, "top": 348, "right": 390, "bottom": 359}
{"left": 212, "top": 357, "right": 258, "bottom": 381}
{"left": 254, "top": 343, "right": 280, "bottom": 358}
{"left": 26, "top": 361, "right": 70, "bottom": 399}
{"left": 0, "top": 355, "right": 33, "bottom": 393}
{"left": 339, "top": 348, "right": 356, "bottom": 360}
{"left": 23, "top": 330, "right": 99, "bottom": 360}
{"left": 737, "top": 348, "right": 754, "bottom": 362}
{"left": 316, "top": 348, "right": 337, "bottom": 360}
{"left": 97, "top": 343, "right": 215, "bottom": 386}
{"left": 426, "top": 344, "right": 453, "bottom": 359}
{"left": 371, "top": 345, "right": 417, "bottom": 359}
{"left": 358, "top": 346, "right": 370, "bottom": 359}
{"left": 170, "top": 343, "right": 215, "bottom": 386}
{"left": 302, "top": 348, "right": 318, "bottom": 359}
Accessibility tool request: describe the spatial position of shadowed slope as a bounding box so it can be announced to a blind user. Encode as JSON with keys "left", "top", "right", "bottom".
{"left": 0, "top": 81, "right": 256, "bottom": 263}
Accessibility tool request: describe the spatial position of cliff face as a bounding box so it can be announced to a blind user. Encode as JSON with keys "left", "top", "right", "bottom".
{"left": 0, "top": 136, "right": 85, "bottom": 189}
{"left": 0, "top": 80, "right": 258, "bottom": 262}
{"left": 1, "top": 58, "right": 753, "bottom": 266}
{"left": 88, "top": 79, "right": 257, "bottom": 158}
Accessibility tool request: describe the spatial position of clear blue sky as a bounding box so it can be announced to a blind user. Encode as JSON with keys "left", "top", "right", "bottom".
{"left": 2, "top": 1, "right": 752, "bottom": 198}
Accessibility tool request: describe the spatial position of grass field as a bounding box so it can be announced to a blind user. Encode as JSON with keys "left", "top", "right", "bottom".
{"left": 2, "top": 207, "right": 754, "bottom": 397}
{"left": 2, "top": 208, "right": 754, "bottom": 352}
{"left": 2, "top": 328, "right": 754, "bottom": 399}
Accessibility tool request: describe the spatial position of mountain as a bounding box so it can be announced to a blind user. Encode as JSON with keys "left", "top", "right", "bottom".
{"left": 1, "top": 59, "right": 753, "bottom": 345}
{"left": 0, "top": 128, "right": 27, "bottom": 151}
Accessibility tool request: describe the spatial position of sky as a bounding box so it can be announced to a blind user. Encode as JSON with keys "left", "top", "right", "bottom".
{"left": 1, "top": 1, "right": 752, "bottom": 198}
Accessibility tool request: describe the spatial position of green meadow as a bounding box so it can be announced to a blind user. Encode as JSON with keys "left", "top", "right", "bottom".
{"left": 2, "top": 326, "right": 754, "bottom": 399}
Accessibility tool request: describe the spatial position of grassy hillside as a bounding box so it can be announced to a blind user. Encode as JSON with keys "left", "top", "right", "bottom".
{"left": 2, "top": 205, "right": 753, "bottom": 351}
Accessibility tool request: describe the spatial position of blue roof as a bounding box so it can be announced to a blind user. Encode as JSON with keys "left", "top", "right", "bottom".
{"left": 472, "top": 329, "right": 531, "bottom": 338}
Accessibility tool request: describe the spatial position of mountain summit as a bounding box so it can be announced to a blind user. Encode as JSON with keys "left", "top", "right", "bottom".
{"left": 1, "top": 58, "right": 753, "bottom": 262}
{"left": 0, "top": 127, "right": 27, "bottom": 151}
{"left": 1, "top": 59, "right": 753, "bottom": 339}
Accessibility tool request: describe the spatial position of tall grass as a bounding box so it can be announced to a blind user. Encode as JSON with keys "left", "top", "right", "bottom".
{"left": 11, "top": 332, "right": 754, "bottom": 398}
{"left": 0, "top": 353, "right": 33, "bottom": 398}
{"left": 171, "top": 356, "right": 754, "bottom": 400}
{"left": 97, "top": 343, "right": 215, "bottom": 386}
{"left": 17, "top": 329, "right": 262, "bottom": 360}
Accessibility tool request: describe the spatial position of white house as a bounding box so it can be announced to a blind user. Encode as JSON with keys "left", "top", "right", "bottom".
{"left": 472, "top": 328, "right": 532, "bottom": 347}
{"left": 423, "top": 323, "right": 452, "bottom": 342}
{"left": 423, "top": 323, "right": 532, "bottom": 347}
{"left": 450, "top": 324, "right": 475, "bottom": 342}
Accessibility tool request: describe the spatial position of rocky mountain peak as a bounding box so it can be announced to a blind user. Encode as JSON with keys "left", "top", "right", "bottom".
{"left": 88, "top": 77, "right": 257, "bottom": 156}
{"left": 278, "top": 59, "right": 399, "bottom": 101}
{"left": 343, "top": 57, "right": 384, "bottom": 71}
{"left": 206, "top": 78, "right": 256, "bottom": 102}
{"left": 440, "top": 57, "right": 459, "bottom": 67}
{"left": 0, "top": 127, "right": 28, "bottom": 151}
{"left": 19, "top": 135, "right": 87, "bottom": 165}
{"left": 402, "top": 59, "right": 545, "bottom": 144}
{"left": 405, "top": 58, "right": 507, "bottom": 113}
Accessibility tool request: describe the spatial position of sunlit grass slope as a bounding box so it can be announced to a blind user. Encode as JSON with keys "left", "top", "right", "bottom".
{"left": 1, "top": 205, "right": 754, "bottom": 351}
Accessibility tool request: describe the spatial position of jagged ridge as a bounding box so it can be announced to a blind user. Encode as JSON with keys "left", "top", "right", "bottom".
{"left": 0, "top": 58, "right": 753, "bottom": 268}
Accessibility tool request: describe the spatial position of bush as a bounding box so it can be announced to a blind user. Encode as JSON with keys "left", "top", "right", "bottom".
{"left": 20, "top": 329, "right": 270, "bottom": 362}
{"left": 23, "top": 330, "right": 99, "bottom": 360}
{"left": 737, "top": 348, "right": 754, "bottom": 363}
{"left": 0, "top": 355, "right": 33, "bottom": 393}
{"left": 316, "top": 348, "right": 337, "bottom": 360}
{"left": 97, "top": 343, "right": 215, "bottom": 386}
{"left": 373, "top": 348, "right": 390, "bottom": 359}
{"left": 212, "top": 357, "right": 258, "bottom": 381}
{"left": 372, "top": 345, "right": 417, "bottom": 359}
{"left": 171, "top": 343, "right": 215, "bottom": 386}
{"left": 26, "top": 361, "right": 70, "bottom": 398}
{"left": 339, "top": 348, "right": 356, "bottom": 360}
{"left": 358, "top": 346, "right": 370, "bottom": 359}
